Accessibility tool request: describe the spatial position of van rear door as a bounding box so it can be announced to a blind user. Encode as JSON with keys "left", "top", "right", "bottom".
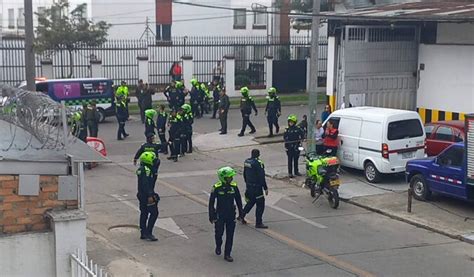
{"left": 386, "top": 117, "right": 425, "bottom": 171}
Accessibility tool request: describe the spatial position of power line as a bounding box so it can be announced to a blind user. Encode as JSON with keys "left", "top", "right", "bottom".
{"left": 108, "top": 13, "right": 251, "bottom": 27}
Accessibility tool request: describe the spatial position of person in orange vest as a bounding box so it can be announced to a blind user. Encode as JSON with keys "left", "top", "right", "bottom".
{"left": 323, "top": 120, "right": 339, "bottom": 156}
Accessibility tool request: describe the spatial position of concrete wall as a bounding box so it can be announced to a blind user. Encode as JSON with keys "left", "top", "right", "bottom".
{"left": 417, "top": 44, "right": 474, "bottom": 115}
{"left": 0, "top": 232, "right": 55, "bottom": 277}
{"left": 437, "top": 23, "right": 474, "bottom": 45}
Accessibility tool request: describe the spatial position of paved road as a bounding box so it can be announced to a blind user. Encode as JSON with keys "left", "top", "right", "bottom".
{"left": 85, "top": 106, "right": 474, "bottom": 276}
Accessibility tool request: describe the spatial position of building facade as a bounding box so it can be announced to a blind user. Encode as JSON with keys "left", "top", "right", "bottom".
{"left": 0, "top": 0, "right": 91, "bottom": 38}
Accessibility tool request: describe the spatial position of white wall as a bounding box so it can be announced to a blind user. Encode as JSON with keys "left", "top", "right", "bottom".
{"left": 437, "top": 23, "right": 474, "bottom": 45}
{"left": 0, "top": 0, "right": 91, "bottom": 36}
{"left": 92, "top": 0, "right": 273, "bottom": 39}
{"left": 417, "top": 44, "right": 474, "bottom": 114}
{"left": 0, "top": 232, "right": 55, "bottom": 277}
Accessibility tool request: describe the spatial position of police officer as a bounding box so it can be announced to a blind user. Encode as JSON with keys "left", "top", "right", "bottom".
{"left": 116, "top": 95, "right": 129, "bottom": 140}
{"left": 71, "top": 111, "right": 87, "bottom": 142}
{"left": 144, "top": 109, "right": 157, "bottom": 137}
{"left": 156, "top": 104, "right": 168, "bottom": 155}
{"left": 181, "top": 104, "right": 194, "bottom": 154}
{"left": 211, "top": 80, "right": 221, "bottom": 119}
{"left": 238, "top": 87, "right": 258, "bottom": 137}
{"left": 239, "top": 149, "right": 268, "bottom": 229}
{"left": 116, "top": 81, "right": 130, "bottom": 119}
{"left": 133, "top": 133, "right": 161, "bottom": 185}
{"left": 167, "top": 110, "right": 181, "bottom": 162}
{"left": 284, "top": 114, "right": 305, "bottom": 178}
{"left": 218, "top": 88, "right": 230, "bottom": 135}
{"left": 136, "top": 151, "right": 160, "bottom": 241}
{"left": 164, "top": 81, "right": 185, "bottom": 112}
{"left": 189, "top": 79, "right": 201, "bottom": 118}
{"left": 200, "top": 82, "right": 211, "bottom": 115}
{"left": 175, "top": 81, "right": 186, "bottom": 109}
{"left": 85, "top": 101, "right": 99, "bottom": 137}
{"left": 209, "top": 166, "right": 244, "bottom": 262}
{"left": 265, "top": 87, "right": 281, "bottom": 137}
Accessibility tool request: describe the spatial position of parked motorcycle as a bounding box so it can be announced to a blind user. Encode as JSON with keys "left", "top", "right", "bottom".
{"left": 300, "top": 147, "right": 341, "bottom": 209}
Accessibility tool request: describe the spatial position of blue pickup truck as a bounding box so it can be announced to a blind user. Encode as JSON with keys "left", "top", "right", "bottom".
{"left": 406, "top": 142, "right": 474, "bottom": 202}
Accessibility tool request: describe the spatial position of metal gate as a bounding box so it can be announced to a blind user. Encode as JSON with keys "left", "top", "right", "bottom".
{"left": 336, "top": 26, "right": 418, "bottom": 110}
{"left": 273, "top": 60, "right": 307, "bottom": 92}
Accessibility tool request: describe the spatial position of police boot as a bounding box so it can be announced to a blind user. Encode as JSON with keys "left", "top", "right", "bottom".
{"left": 255, "top": 223, "right": 268, "bottom": 229}
{"left": 224, "top": 256, "right": 234, "bottom": 262}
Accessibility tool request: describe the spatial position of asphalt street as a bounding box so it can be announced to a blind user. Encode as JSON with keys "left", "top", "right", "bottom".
{"left": 85, "top": 106, "right": 474, "bottom": 277}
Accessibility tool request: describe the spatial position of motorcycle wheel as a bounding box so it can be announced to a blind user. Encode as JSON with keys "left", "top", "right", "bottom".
{"left": 327, "top": 188, "right": 339, "bottom": 209}
{"left": 305, "top": 178, "right": 316, "bottom": 198}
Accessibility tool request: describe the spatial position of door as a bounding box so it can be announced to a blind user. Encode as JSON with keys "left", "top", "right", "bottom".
{"left": 338, "top": 26, "right": 418, "bottom": 110}
{"left": 424, "top": 124, "right": 436, "bottom": 156}
{"left": 432, "top": 126, "right": 454, "bottom": 156}
{"left": 429, "top": 146, "right": 466, "bottom": 199}
{"left": 337, "top": 117, "right": 362, "bottom": 168}
{"left": 272, "top": 60, "right": 307, "bottom": 92}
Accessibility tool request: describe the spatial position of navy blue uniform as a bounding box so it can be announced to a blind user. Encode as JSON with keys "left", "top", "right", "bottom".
{"left": 168, "top": 114, "right": 183, "bottom": 161}
{"left": 136, "top": 165, "right": 159, "bottom": 238}
{"left": 239, "top": 96, "right": 258, "bottom": 135}
{"left": 190, "top": 85, "right": 201, "bottom": 118}
{"left": 116, "top": 99, "right": 128, "bottom": 140}
{"left": 284, "top": 125, "right": 305, "bottom": 176}
{"left": 242, "top": 157, "right": 268, "bottom": 225}
{"left": 181, "top": 113, "right": 194, "bottom": 154}
{"left": 265, "top": 96, "right": 281, "bottom": 136}
{"left": 156, "top": 112, "right": 168, "bottom": 154}
{"left": 134, "top": 142, "right": 161, "bottom": 185}
{"left": 209, "top": 181, "right": 244, "bottom": 257}
{"left": 145, "top": 117, "right": 156, "bottom": 137}
{"left": 212, "top": 85, "right": 221, "bottom": 119}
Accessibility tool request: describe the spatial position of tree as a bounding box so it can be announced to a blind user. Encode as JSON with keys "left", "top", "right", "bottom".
{"left": 35, "top": 0, "right": 109, "bottom": 78}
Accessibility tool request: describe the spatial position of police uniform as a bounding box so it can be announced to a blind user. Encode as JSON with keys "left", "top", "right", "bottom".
{"left": 156, "top": 111, "right": 168, "bottom": 154}
{"left": 71, "top": 111, "right": 87, "bottom": 142}
{"left": 182, "top": 111, "right": 194, "bottom": 154}
{"left": 168, "top": 114, "right": 182, "bottom": 161}
{"left": 212, "top": 84, "right": 221, "bottom": 119}
{"left": 284, "top": 125, "right": 305, "bottom": 176}
{"left": 190, "top": 84, "right": 201, "bottom": 118}
{"left": 134, "top": 142, "right": 161, "bottom": 185}
{"left": 116, "top": 84, "right": 130, "bottom": 119}
{"left": 265, "top": 95, "right": 281, "bottom": 136}
{"left": 208, "top": 181, "right": 244, "bottom": 259}
{"left": 164, "top": 85, "right": 181, "bottom": 111}
{"left": 136, "top": 162, "right": 159, "bottom": 240}
{"left": 239, "top": 96, "right": 257, "bottom": 136}
{"left": 145, "top": 114, "right": 156, "bottom": 137}
{"left": 242, "top": 157, "right": 268, "bottom": 226}
{"left": 116, "top": 97, "right": 129, "bottom": 140}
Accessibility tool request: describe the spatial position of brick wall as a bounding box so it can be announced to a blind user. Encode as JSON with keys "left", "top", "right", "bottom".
{"left": 0, "top": 175, "right": 78, "bottom": 235}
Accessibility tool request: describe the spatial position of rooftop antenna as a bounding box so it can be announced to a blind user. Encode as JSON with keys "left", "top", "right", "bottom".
{"left": 140, "top": 17, "right": 156, "bottom": 42}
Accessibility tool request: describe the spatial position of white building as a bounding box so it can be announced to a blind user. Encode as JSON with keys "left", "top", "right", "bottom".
{"left": 323, "top": 1, "right": 474, "bottom": 122}
{"left": 91, "top": 0, "right": 278, "bottom": 39}
{"left": 0, "top": 0, "right": 91, "bottom": 38}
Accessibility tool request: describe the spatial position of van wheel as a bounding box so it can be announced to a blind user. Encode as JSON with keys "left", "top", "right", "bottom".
{"left": 97, "top": 108, "right": 106, "bottom": 123}
{"left": 410, "top": 174, "right": 431, "bottom": 201}
{"left": 364, "top": 162, "right": 381, "bottom": 183}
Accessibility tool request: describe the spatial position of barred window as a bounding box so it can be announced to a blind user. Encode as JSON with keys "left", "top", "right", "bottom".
{"left": 234, "top": 9, "right": 246, "bottom": 29}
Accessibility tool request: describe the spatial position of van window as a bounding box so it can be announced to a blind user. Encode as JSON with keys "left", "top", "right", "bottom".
{"left": 327, "top": 117, "right": 340, "bottom": 129}
{"left": 361, "top": 121, "right": 382, "bottom": 141}
{"left": 36, "top": 82, "right": 48, "bottom": 93}
{"left": 387, "top": 119, "right": 423, "bottom": 141}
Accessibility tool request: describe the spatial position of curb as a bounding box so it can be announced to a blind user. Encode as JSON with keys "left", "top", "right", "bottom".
{"left": 346, "top": 199, "right": 473, "bottom": 245}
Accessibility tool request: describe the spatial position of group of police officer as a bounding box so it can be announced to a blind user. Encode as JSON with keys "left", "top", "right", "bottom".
{"left": 70, "top": 101, "right": 101, "bottom": 142}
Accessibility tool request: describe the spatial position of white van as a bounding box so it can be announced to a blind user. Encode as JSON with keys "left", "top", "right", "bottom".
{"left": 324, "top": 107, "right": 426, "bottom": 183}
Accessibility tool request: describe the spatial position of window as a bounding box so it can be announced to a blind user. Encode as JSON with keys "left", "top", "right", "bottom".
{"left": 17, "top": 8, "right": 25, "bottom": 29}
{"left": 387, "top": 119, "right": 424, "bottom": 141}
{"left": 8, "top": 9, "right": 14, "bottom": 29}
{"left": 233, "top": 9, "right": 246, "bottom": 29}
{"left": 438, "top": 146, "right": 464, "bottom": 168}
{"left": 424, "top": 125, "right": 435, "bottom": 138}
{"left": 434, "top": 127, "right": 453, "bottom": 142}
{"left": 253, "top": 8, "right": 266, "bottom": 29}
{"left": 454, "top": 130, "right": 464, "bottom": 143}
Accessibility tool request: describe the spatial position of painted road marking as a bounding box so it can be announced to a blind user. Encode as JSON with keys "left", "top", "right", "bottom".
{"left": 163, "top": 182, "right": 373, "bottom": 277}
{"left": 202, "top": 190, "right": 327, "bottom": 229}
{"left": 110, "top": 194, "right": 189, "bottom": 239}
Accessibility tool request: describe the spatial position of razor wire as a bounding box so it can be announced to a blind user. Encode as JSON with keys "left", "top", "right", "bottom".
{"left": 0, "top": 84, "right": 77, "bottom": 151}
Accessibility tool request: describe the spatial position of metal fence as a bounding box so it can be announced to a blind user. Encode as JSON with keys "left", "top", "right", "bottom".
{"left": 70, "top": 249, "right": 108, "bottom": 277}
{"left": 0, "top": 36, "right": 327, "bottom": 87}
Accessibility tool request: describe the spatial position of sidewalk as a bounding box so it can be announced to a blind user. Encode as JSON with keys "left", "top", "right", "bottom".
{"left": 349, "top": 192, "right": 474, "bottom": 244}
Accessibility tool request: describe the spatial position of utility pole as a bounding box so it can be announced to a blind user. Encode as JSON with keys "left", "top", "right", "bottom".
{"left": 24, "top": 0, "right": 35, "bottom": 91}
{"left": 307, "top": 0, "right": 320, "bottom": 152}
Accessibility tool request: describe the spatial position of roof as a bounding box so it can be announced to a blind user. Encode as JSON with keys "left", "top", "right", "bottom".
{"left": 0, "top": 119, "right": 109, "bottom": 164}
{"left": 295, "top": 2, "right": 474, "bottom": 22}
{"left": 331, "top": 106, "right": 419, "bottom": 120}
{"left": 426, "top": 120, "right": 465, "bottom": 129}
